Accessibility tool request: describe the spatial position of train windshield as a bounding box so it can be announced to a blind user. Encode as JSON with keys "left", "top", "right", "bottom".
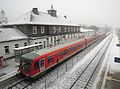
{"left": 20, "top": 57, "right": 32, "bottom": 71}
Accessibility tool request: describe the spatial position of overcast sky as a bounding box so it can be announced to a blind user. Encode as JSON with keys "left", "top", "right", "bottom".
{"left": 0, "top": 0, "right": 120, "bottom": 28}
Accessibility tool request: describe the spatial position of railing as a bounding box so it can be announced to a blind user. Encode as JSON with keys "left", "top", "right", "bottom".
{"left": 14, "top": 44, "right": 43, "bottom": 63}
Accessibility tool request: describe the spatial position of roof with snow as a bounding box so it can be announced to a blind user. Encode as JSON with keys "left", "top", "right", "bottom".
{"left": 0, "top": 28, "right": 28, "bottom": 43}
{"left": 5, "top": 9, "right": 79, "bottom": 26}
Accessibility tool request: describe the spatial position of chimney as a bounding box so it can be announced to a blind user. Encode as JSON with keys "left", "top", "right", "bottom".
{"left": 32, "top": 8, "right": 39, "bottom": 15}
{"left": 64, "top": 15, "right": 67, "bottom": 19}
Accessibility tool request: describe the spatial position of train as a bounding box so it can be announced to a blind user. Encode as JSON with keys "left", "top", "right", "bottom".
{"left": 18, "top": 31, "right": 106, "bottom": 78}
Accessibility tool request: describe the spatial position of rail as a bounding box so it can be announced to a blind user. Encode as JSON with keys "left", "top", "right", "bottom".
{"left": 69, "top": 35, "right": 113, "bottom": 89}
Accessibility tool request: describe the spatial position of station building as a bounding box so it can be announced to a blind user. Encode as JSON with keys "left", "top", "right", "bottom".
{"left": 0, "top": 28, "right": 28, "bottom": 58}
{"left": 1, "top": 5, "right": 93, "bottom": 59}
{"left": 3, "top": 5, "right": 81, "bottom": 46}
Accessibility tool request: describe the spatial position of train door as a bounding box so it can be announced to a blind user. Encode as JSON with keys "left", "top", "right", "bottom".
{"left": 39, "top": 58, "right": 45, "bottom": 72}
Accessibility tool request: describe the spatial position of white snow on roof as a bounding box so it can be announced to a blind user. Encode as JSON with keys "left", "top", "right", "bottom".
{"left": 7, "top": 11, "right": 31, "bottom": 25}
{"left": 0, "top": 28, "right": 28, "bottom": 42}
{"left": 81, "top": 28, "right": 94, "bottom": 32}
{"left": 14, "top": 43, "right": 42, "bottom": 50}
{"left": 6, "top": 11, "right": 79, "bottom": 26}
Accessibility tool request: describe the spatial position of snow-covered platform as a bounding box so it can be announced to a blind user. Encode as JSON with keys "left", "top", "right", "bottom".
{"left": 100, "top": 33, "right": 120, "bottom": 89}
{"left": 0, "top": 58, "right": 18, "bottom": 82}
{"left": 47, "top": 33, "right": 120, "bottom": 89}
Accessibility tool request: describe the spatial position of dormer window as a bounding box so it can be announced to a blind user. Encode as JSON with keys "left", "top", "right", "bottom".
{"left": 32, "top": 26, "right": 37, "bottom": 34}
{"left": 41, "top": 26, "right": 45, "bottom": 33}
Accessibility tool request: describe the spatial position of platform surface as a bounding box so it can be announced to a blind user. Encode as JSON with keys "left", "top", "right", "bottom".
{"left": 0, "top": 58, "right": 18, "bottom": 82}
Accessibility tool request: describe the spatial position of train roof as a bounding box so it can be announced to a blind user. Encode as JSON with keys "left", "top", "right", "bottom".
{"left": 22, "top": 38, "right": 85, "bottom": 60}
{"left": 22, "top": 52, "right": 40, "bottom": 60}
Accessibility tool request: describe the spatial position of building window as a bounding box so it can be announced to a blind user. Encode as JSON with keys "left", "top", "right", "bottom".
{"left": 15, "top": 44, "right": 19, "bottom": 48}
{"left": 24, "top": 42, "right": 27, "bottom": 46}
{"left": 64, "top": 27, "right": 67, "bottom": 32}
{"left": 75, "top": 27, "right": 77, "bottom": 32}
{"left": 32, "top": 26, "right": 37, "bottom": 34}
{"left": 13, "top": 26, "right": 17, "bottom": 29}
{"left": 56, "top": 26, "right": 59, "bottom": 33}
{"left": 35, "top": 42, "right": 38, "bottom": 44}
{"left": 70, "top": 27, "right": 73, "bottom": 32}
{"left": 53, "top": 26, "right": 56, "bottom": 33}
{"left": 74, "top": 27, "right": 75, "bottom": 32}
{"left": 41, "top": 26, "right": 45, "bottom": 33}
{"left": 58, "top": 26, "right": 61, "bottom": 33}
{"left": 77, "top": 27, "right": 79, "bottom": 32}
{"left": 4, "top": 46, "right": 10, "bottom": 54}
{"left": 68, "top": 27, "right": 70, "bottom": 32}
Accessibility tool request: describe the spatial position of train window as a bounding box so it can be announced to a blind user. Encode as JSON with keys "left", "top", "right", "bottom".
{"left": 48, "top": 56, "right": 53, "bottom": 63}
{"left": 40, "top": 59, "right": 44, "bottom": 68}
{"left": 63, "top": 50, "right": 67, "bottom": 55}
{"left": 75, "top": 46, "right": 77, "bottom": 49}
{"left": 20, "top": 58, "right": 31, "bottom": 70}
{"left": 71, "top": 47, "right": 74, "bottom": 51}
{"left": 34, "top": 62, "right": 39, "bottom": 70}
{"left": 59, "top": 51, "right": 63, "bottom": 57}
{"left": 73, "top": 46, "right": 76, "bottom": 50}
{"left": 68, "top": 48, "right": 71, "bottom": 54}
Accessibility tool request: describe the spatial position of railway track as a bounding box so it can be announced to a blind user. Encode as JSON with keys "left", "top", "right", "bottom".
{"left": 5, "top": 36, "right": 106, "bottom": 89}
{"left": 68, "top": 35, "right": 113, "bottom": 89}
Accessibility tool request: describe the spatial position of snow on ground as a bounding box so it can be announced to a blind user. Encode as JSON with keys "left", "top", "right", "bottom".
{"left": 91, "top": 33, "right": 114, "bottom": 89}
{"left": 47, "top": 34, "right": 112, "bottom": 89}
{"left": 0, "top": 58, "right": 18, "bottom": 81}
{"left": 109, "top": 34, "right": 120, "bottom": 73}
{"left": 91, "top": 32, "right": 120, "bottom": 89}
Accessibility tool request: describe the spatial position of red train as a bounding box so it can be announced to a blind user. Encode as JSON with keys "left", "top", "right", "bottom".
{"left": 18, "top": 32, "right": 106, "bottom": 78}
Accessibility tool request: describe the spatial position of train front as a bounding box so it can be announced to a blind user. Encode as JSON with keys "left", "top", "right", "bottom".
{"left": 18, "top": 53, "right": 34, "bottom": 78}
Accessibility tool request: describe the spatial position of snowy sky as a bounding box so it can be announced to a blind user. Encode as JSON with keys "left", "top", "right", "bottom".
{"left": 0, "top": 0, "right": 120, "bottom": 28}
